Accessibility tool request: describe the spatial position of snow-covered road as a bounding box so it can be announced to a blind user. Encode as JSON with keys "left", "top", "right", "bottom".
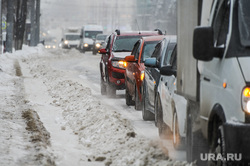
{"left": 0, "top": 46, "right": 190, "bottom": 166}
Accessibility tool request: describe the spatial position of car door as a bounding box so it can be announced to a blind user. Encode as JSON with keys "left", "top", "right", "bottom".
{"left": 102, "top": 34, "right": 114, "bottom": 80}
{"left": 161, "top": 44, "right": 177, "bottom": 127}
{"left": 147, "top": 41, "right": 164, "bottom": 109}
{"left": 126, "top": 40, "right": 142, "bottom": 93}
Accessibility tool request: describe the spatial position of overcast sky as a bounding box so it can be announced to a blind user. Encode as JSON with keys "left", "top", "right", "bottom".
{"left": 40, "top": 0, "right": 135, "bottom": 39}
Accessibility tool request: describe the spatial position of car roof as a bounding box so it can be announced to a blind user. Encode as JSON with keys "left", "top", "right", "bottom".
{"left": 163, "top": 35, "right": 177, "bottom": 43}
{"left": 115, "top": 31, "right": 161, "bottom": 36}
{"left": 65, "top": 33, "right": 80, "bottom": 35}
{"left": 141, "top": 35, "right": 165, "bottom": 42}
{"left": 96, "top": 34, "right": 107, "bottom": 36}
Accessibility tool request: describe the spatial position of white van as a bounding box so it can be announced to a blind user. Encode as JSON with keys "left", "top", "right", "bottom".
{"left": 79, "top": 25, "right": 103, "bottom": 53}
{"left": 177, "top": 0, "right": 250, "bottom": 165}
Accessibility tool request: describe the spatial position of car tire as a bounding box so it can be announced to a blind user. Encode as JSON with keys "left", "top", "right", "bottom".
{"left": 135, "top": 85, "right": 142, "bottom": 110}
{"left": 173, "top": 111, "right": 185, "bottom": 150}
{"left": 100, "top": 78, "right": 107, "bottom": 95}
{"left": 186, "top": 102, "right": 208, "bottom": 164}
{"left": 107, "top": 83, "right": 116, "bottom": 97}
{"left": 208, "top": 125, "right": 226, "bottom": 166}
{"left": 142, "top": 83, "right": 154, "bottom": 120}
{"left": 126, "top": 84, "right": 135, "bottom": 106}
{"left": 156, "top": 95, "right": 171, "bottom": 139}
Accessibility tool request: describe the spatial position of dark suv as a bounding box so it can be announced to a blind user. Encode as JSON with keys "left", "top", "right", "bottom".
{"left": 142, "top": 35, "right": 177, "bottom": 120}
{"left": 99, "top": 29, "right": 162, "bottom": 97}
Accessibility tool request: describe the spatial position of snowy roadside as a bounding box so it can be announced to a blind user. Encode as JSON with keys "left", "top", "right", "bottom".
{"left": 0, "top": 45, "right": 194, "bottom": 166}
{"left": 0, "top": 45, "right": 55, "bottom": 166}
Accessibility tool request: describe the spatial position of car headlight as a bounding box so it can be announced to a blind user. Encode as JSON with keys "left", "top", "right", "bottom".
{"left": 242, "top": 87, "right": 250, "bottom": 113}
{"left": 112, "top": 60, "right": 126, "bottom": 69}
{"left": 53, "top": 45, "right": 56, "bottom": 49}
{"left": 95, "top": 43, "right": 101, "bottom": 48}
{"left": 64, "top": 40, "right": 69, "bottom": 44}
{"left": 84, "top": 43, "right": 88, "bottom": 47}
{"left": 140, "top": 71, "right": 145, "bottom": 81}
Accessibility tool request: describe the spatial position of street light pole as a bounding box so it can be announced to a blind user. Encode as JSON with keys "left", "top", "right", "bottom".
{"left": 0, "top": 0, "right": 2, "bottom": 54}
{"left": 35, "top": 0, "right": 40, "bottom": 45}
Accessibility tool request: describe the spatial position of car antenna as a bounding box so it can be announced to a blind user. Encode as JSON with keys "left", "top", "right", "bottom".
{"left": 135, "top": 19, "right": 141, "bottom": 34}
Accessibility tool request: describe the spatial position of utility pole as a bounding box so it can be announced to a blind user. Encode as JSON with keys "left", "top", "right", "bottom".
{"left": 6, "top": 0, "right": 14, "bottom": 53}
{"left": 0, "top": 0, "right": 2, "bottom": 54}
{"left": 30, "top": 0, "right": 36, "bottom": 46}
{"left": 35, "top": 0, "right": 40, "bottom": 44}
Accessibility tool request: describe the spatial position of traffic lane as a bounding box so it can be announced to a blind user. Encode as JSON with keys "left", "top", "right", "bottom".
{"left": 49, "top": 51, "right": 186, "bottom": 161}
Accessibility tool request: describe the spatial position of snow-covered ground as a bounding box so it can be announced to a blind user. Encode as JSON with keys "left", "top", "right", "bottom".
{"left": 0, "top": 46, "right": 193, "bottom": 166}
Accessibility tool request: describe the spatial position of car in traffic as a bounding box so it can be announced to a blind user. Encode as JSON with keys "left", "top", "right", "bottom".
{"left": 99, "top": 29, "right": 163, "bottom": 97}
{"left": 79, "top": 25, "right": 103, "bottom": 53}
{"left": 124, "top": 35, "right": 164, "bottom": 110}
{"left": 61, "top": 33, "right": 81, "bottom": 49}
{"left": 92, "top": 34, "right": 108, "bottom": 55}
{"left": 141, "top": 35, "right": 176, "bottom": 121}
{"left": 145, "top": 42, "right": 186, "bottom": 149}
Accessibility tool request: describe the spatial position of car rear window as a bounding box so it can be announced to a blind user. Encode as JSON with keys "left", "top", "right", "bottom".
{"left": 113, "top": 36, "right": 142, "bottom": 52}
{"left": 141, "top": 41, "right": 160, "bottom": 62}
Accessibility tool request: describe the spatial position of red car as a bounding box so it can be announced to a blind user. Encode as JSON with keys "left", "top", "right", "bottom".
{"left": 124, "top": 36, "right": 165, "bottom": 110}
{"left": 99, "top": 29, "right": 163, "bottom": 97}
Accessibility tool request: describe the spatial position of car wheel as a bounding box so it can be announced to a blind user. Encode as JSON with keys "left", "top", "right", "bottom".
{"left": 173, "top": 111, "right": 185, "bottom": 150}
{"left": 126, "top": 84, "right": 135, "bottom": 106}
{"left": 186, "top": 103, "right": 208, "bottom": 164}
{"left": 208, "top": 125, "right": 226, "bottom": 166}
{"left": 142, "top": 83, "right": 154, "bottom": 120}
{"left": 100, "top": 77, "right": 107, "bottom": 95}
{"left": 156, "top": 94, "right": 171, "bottom": 139}
{"left": 135, "top": 85, "right": 142, "bottom": 110}
{"left": 107, "top": 83, "right": 116, "bottom": 97}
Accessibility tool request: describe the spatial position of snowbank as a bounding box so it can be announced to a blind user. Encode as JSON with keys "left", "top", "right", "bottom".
{"left": 0, "top": 46, "right": 193, "bottom": 165}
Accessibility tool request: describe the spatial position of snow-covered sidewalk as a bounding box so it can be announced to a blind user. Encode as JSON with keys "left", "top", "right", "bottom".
{"left": 0, "top": 46, "right": 192, "bottom": 166}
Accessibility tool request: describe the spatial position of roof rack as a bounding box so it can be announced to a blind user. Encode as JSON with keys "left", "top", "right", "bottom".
{"left": 154, "top": 29, "right": 163, "bottom": 35}
{"left": 115, "top": 29, "right": 120, "bottom": 35}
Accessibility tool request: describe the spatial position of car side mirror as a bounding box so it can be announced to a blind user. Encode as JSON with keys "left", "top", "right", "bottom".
{"left": 193, "top": 26, "right": 216, "bottom": 61}
{"left": 99, "top": 48, "right": 107, "bottom": 54}
{"left": 160, "top": 66, "right": 176, "bottom": 77}
{"left": 125, "top": 55, "right": 136, "bottom": 62}
{"left": 144, "top": 58, "right": 157, "bottom": 68}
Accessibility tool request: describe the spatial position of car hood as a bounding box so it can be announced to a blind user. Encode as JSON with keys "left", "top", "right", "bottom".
{"left": 238, "top": 57, "right": 250, "bottom": 82}
{"left": 84, "top": 38, "right": 94, "bottom": 44}
{"left": 112, "top": 52, "right": 131, "bottom": 58}
{"left": 95, "top": 40, "right": 104, "bottom": 43}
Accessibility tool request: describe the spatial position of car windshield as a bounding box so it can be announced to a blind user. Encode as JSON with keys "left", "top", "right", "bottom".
{"left": 141, "top": 41, "right": 159, "bottom": 61}
{"left": 238, "top": 0, "right": 250, "bottom": 47}
{"left": 65, "top": 35, "right": 80, "bottom": 40}
{"left": 96, "top": 35, "right": 107, "bottom": 40}
{"left": 113, "top": 36, "right": 142, "bottom": 52}
{"left": 85, "top": 31, "right": 102, "bottom": 39}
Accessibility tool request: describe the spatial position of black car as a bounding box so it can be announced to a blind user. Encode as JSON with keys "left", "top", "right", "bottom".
{"left": 142, "top": 35, "right": 177, "bottom": 121}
